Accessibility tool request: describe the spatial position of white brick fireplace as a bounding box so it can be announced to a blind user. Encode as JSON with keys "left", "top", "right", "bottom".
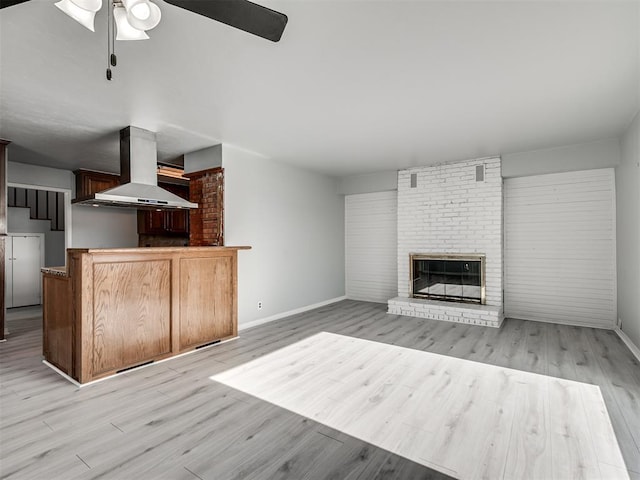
{"left": 388, "top": 157, "right": 504, "bottom": 327}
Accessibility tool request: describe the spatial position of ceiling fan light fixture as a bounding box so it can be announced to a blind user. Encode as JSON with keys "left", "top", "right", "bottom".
{"left": 121, "top": 0, "right": 146, "bottom": 16}
{"left": 123, "top": 0, "right": 161, "bottom": 31}
{"left": 130, "top": 2, "right": 150, "bottom": 20}
{"left": 70, "top": 0, "right": 101, "bottom": 12}
{"left": 114, "top": 6, "right": 149, "bottom": 40}
{"left": 55, "top": 0, "right": 98, "bottom": 31}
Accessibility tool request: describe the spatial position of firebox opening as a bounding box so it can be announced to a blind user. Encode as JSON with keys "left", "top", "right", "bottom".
{"left": 410, "top": 254, "right": 486, "bottom": 305}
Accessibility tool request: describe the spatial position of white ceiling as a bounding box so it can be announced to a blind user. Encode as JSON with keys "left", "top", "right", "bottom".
{"left": 1, "top": 0, "right": 638, "bottom": 177}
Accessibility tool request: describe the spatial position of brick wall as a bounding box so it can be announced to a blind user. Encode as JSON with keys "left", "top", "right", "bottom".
{"left": 396, "top": 157, "right": 503, "bottom": 307}
{"left": 189, "top": 168, "right": 224, "bottom": 246}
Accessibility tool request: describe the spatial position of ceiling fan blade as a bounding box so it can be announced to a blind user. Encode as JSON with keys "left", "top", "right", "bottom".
{"left": 0, "top": 0, "right": 31, "bottom": 8}
{"left": 163, "top": 0, "right": 287, "bottom": 42}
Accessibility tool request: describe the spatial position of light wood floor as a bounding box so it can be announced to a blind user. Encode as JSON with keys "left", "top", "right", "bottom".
{"left": 1, "top": 300, "right": 639, "bottom": 479}
{"left": 212, "top": 332, "right": 628, "bottom": 479}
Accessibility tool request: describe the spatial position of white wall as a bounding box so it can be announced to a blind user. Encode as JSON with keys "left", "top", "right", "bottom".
{"left": 345, "top": 191, "right": 397, "bottom": 303}
{"left": 7, "top": 162, "right": 138, "bottom": 250}
{"left": 335, "top": 139, "right": 621, "bottom": 196}
{"left": 502, "top": 138, "right": 621, "bottom": 178}
{"left": 223, "top": 145, "right": 345, "bottom": 326}
{"left": 338, "top": 171, "right": 397, "bottom": 195}
{"left": 616, "top": 112, "right": 640, "bottom": 348}
{"left": 7, "top": 161, "right": 74, "bottom": 191}
{"left": 70, "top": 206, "right": 138, "bottom": 248}
{"left": 184, "top": 145, "right": 222, "bottom": 173}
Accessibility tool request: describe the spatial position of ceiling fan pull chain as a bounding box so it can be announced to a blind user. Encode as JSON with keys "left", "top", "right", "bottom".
{"left": 106, "top": 0, "right": 116, "bottom": 80}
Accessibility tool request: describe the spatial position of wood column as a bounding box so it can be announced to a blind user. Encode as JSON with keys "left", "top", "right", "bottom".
{"left": 0, "top": 139, "right": 10, "bottom": 341}
{"left": 188, "top": 167, "right": 224, "bottom": 246}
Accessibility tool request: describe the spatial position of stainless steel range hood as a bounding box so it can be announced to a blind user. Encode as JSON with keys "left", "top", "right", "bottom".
{"left": 73, "top": 127, "right": 198, "bottom": 210}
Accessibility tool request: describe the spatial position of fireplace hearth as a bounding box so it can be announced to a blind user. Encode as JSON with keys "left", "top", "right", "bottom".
{"left": 410, "top": 254, "right": 485, "bottom": 304}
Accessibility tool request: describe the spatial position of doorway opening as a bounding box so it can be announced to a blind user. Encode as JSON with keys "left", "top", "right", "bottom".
{"left": 5, "top": 183, "right": 72, "bottom": 310}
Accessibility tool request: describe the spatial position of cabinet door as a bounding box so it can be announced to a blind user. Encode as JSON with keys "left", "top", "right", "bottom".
{"left": 166, "top": 210, "right": 189, "bottom": 234}
{"left": 148, "top": 211, "right": 166, "bottom": 233}
{"left": 137, "top": 210, "right": 189, "bottom": 236}
{"left": 10, "top": 236, "right": 42, "bottom": 307}
{"left": 74, "top": 170, "right": 120, "bottom": 199}
{"left": 162, "top": 183, "right": 190, "bottom": 235}
{"left": 179, "top": 256, "right": 233, "bottom": 350}
{"left": 137, "top": 210, "right": 167, "bottom": 235}
{"left": 136, "top": 182, "right": 190, "bottom": 236}
{"left": 86, "top": 177, "right": 116, "bottom": 194}
{"left": 92, "top": 260, "right": 171, "bottom": 375}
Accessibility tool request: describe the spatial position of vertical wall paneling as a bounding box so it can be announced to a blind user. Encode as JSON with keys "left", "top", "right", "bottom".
{"left": 504, "top": 168, "right": 616, "bottom": 327}
{"left": 345, "top": 191, "right": 397, "bottom": 303}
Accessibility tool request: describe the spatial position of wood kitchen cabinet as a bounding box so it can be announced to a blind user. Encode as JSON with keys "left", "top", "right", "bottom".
{"left": 42, "top": 270, "right": 72, "bottom": 374}
{"left": 166, "top": 209, "right": 189, "bottom": 233}
{"left": 137, "top": 181, "right": 190, "bottom": 236}
{"left": 73, "top": 169, "right": 190, "bottom": 236}
{"left": 138, "top": 210, "right": 167, "bottom": 235}
{"left": 74, "top": 169, "right": 120, "bottom": 200}
{"left": 42, "top": 246, "right": 250, "bottom": 384}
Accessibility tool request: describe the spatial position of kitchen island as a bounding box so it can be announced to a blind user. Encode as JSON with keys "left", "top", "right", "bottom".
{"left": 42, "top": 246, "right": 250, "bottom": 384}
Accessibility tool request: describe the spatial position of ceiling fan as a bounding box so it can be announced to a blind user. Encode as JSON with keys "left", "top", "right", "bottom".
{"left": 0, "top": 0, "right": 288, "bottom": 42}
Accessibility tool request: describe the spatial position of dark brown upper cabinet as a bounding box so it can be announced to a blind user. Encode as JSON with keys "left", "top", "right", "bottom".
{"left": 74, "top": 169, "right": 120, "bottom": 200}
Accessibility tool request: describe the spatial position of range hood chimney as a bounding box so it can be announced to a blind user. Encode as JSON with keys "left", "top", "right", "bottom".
{"left": 73, "top": 126, "right": 198, "bottom": 210}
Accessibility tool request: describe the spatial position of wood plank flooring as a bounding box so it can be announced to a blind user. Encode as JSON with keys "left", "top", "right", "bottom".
{"left": 212, "top": 332, "right": 628, "bottom": 479}
{"left": 1, "top": 300, "right": 639, "bottom": 479}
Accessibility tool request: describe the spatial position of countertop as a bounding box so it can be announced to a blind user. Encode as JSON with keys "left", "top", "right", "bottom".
{"left": 67, "top": 246, "right": 251, "bottom": 254}
{"left": 41, "top": 247, "right": 251, "bottom": 278}
{"left": 41, "top": 266, "right": 67, "bottom": 277}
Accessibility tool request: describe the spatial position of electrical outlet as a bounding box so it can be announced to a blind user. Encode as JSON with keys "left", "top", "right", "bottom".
{"left": 257, "top": 301, "right": 263, "bottom": 310}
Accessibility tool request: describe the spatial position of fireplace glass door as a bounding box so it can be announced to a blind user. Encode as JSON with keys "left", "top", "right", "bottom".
{"left": 411, "top": 255, "right": 484, "bottom": 304}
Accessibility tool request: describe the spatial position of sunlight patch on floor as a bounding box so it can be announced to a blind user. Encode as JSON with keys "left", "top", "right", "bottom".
{"left": 210, "top": 332, "right": 628, "bottom": 479}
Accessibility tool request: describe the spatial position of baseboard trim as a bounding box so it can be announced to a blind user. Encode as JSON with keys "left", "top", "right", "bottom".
{"left": 615, "top": 327, "right": 640, "bottom": 363}
{"left": 43, "top": 360, "right": 83, "bottom": 388}
{"left": 505, "top": 315, "right": 616, "bottom": 330}
{"left": 239, "top": 296, "right": 348, "bottom": 331}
